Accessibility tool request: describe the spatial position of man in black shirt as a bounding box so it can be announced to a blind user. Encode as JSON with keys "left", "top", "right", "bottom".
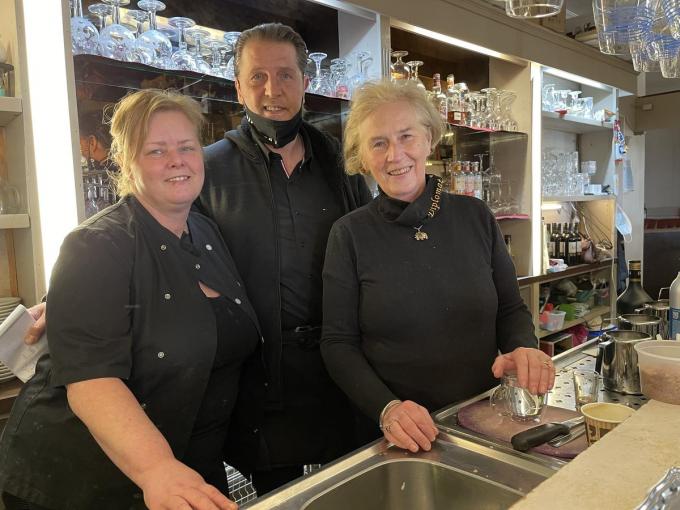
{"left": 196, "top": 23, "right": 372, "bottom": 493}
{"left": 24, "top": 22, "right": 372, "bottom": 495}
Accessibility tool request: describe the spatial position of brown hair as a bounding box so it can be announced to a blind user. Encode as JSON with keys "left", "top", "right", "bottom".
{"left": 343, "top": 80, "right": 443, "bottom": 176}
{"left": 107, "top": 89, "right": 205, "bottom": 196}
{"left": 233, "top": 23, "right": 308, "bottom": 78}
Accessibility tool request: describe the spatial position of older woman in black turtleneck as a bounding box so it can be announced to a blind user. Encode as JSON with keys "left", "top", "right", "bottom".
{"left": 320, "top": 80, "right": 555, "bottom": 453}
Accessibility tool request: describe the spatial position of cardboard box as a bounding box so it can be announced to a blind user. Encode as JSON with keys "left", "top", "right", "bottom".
{"left": 540, "top": 331, "right": 574, "bottom": 357}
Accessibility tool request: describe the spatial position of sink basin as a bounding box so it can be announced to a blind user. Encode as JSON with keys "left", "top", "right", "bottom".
{"left": 243, "top": 429, "right": 558, "bottom": 510}
{"left": 302, "top": 458, "right": 522, "bottom": 510}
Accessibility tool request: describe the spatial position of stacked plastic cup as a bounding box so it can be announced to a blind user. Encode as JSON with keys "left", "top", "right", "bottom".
{"left": 656, "top": 34, "right": 680, "bottom": 76}
{"left": 661, "top": 0, "right": 680, "bottom": 39}
{"left": 594, "top": 0, "right": 640, "bottom": 54}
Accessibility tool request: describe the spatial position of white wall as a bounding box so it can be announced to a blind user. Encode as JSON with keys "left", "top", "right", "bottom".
{"left": 644, "top": 127, "right": 680, "bottom": 216}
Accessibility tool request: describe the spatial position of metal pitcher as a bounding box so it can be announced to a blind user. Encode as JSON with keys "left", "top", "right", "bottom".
{"left": 618, "top": 313, "right": 662, "bottom": 339}
{"left": 596, "top": 330, "right": 651, "bottom": 394}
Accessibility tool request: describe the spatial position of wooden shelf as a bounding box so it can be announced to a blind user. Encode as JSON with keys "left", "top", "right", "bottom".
{"left": 543, "top": 194, "right": 615, "bottom": 203}
{"left": 518, "top": 259, "right": 614, "bottom": 286}
{"left": 542, "top": 111, "right": 613, "bottom": 134}
{"left": 0, "top": 96, "right": 22, "bottom": 127}
{"left": 538, "top": 305, "right": 611, "bottom": 338}
{"left": 0, "top": 214, "right": 30, "bottom": 229}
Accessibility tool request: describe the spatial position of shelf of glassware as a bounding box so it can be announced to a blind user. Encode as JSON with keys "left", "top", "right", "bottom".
{"left": 0, "top": 97, "right": 22, "bottom": 127}
{"left": 542, "top": 111, "right": 614, "bottom": 134}
{"left": 542, "top": 194, "right": 616, "bottom": 203}
{"left": 0, "top": 214, "right": 30, "bottom": 230}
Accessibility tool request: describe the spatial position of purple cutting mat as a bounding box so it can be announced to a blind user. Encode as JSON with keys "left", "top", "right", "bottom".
{"left": 456, "top": 399, "right": 587, "bottom": 458}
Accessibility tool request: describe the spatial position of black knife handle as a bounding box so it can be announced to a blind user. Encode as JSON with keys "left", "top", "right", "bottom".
{"left": 511, "top": 423, "right": 570, "bottom": 452}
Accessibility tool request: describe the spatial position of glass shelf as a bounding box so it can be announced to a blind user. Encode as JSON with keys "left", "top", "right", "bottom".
{"left": 542, "top": 111, "right": 614, "bottom": 134}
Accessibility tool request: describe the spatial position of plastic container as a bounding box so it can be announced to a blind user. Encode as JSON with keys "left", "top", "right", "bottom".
{"left": 634, "top": 340, "right": 680, "bottom": 405}
{"left": 543, "top": 310, "right": 566, "bottom": 331}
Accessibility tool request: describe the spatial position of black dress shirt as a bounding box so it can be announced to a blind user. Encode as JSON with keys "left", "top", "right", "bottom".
{"left": 255, "top": 129, "right": 343, "bottom": 330}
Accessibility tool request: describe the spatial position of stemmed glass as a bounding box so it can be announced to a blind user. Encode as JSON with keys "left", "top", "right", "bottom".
{"left": 330, "top": 58, "right": 350, "bottom": 99}
{"left": 88, "top": 3, "right": 112, "bottom": 33}
{"left": 407, "top": 60, "right": 426, "bottom": 90}
{"left": 481, "top": 88, "right": 499, "bottom": 130}
{"left": 348, "top": 51, "right": 372, "bottom": 98}
{"left": 137, "top": 0, "right": 173, "bottom": 70}
{"left": 390, "top": 50, "right": 410, "bottom": 82}
{"left": 308, "top": 52, "right": 333, "bottom": 96}
{"left": 70, "top": 0, "right": 99, "bottom": 55}
{"left": 499, "top": 90, "right": 518, "bottom": 131}
{"left": 125, "top": 9, "right": 149, "bottom": 63}
{"left": 223, "top": 32, "right": 241, "bottom": 80}
{"left": 186, "top": 29, "right": 212, "bottom": 74}
{"left": 98, "top": 0, "right": 136, "bottom": 61}
{"left": 168, "top": 17, "right": 198, "bottom": 71}
{"left": 206, "top": 40, "right": 229, "bottom": 78}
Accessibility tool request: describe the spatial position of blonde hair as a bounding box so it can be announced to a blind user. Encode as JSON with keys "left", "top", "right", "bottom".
{"left": 343, "top": 80, "right": 443, "bottom": 176}
{"left": 108, "top": 89, "right": 205, "bottom": 196}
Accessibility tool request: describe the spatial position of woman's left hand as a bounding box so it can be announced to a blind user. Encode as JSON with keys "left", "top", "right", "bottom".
{"left": 491, "top": 347, "right": 555, "bottom": 395}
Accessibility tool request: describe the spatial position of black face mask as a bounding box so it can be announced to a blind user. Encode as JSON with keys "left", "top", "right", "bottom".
{"left": 242, "top": 100, "right": 303, "bottom": 148}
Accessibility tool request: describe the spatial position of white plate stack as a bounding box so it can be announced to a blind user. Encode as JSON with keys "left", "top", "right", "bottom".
{"left": 0, "top": 297, "right": 22, "bottom": 383}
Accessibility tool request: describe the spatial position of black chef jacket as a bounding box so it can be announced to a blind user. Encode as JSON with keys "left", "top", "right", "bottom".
{"left": 0, "top": 195, "right": 260, "bottom": 510}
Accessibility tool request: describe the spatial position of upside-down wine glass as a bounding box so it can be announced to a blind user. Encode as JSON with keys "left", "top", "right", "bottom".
{"left": 125, "top": 9, "right": 149, "bottom": 63}
{"left": 98, "top": 0, "right": 136, "bottom": 61}
{"left": 206, "top": 39, "right": 229, "bottom": 78}
{"left": 186, "top": 28, "right": 212, "bottom": 74}
{"left": 407, "top": 60, "right": 426, "bottom": 90}
{"left": 308, "top": 52, "right": 333, "bottom": 96}
{"left": 348, "top": 51, "right": 371, "bottom": 97}
{"left": 71, "top": 0, "right": 99, "bottom": 55}
{"left": 88, "top": 3, "right": 112, "bottom": 33}
{"left": 137, "top": 0, "right": 173, "bottom": 69}
{"left": 223, "top": 31, "right": 241, "bottom": 80}
{"left": 168, "top": 17, "right": 198, "bottom": 71}
{"left": 390, "top": 50, "right": 410, "bottom": 82}
{"left": 330, "top": 58, "right": 350, "bottom": 99}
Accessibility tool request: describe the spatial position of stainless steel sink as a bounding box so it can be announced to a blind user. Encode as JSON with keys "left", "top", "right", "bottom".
{"left": 243, "top": 429, "right": 558, "bottom": 510}
{"left": 301, "top": 458, "right": 522, "bottom": 510}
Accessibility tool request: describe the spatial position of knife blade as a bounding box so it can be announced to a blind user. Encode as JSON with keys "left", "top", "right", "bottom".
{"left": 547, "top": 426, "right": 586, "bottom": 448}
{"left": 510, "top": 416, "right": 585, "bottom": 452}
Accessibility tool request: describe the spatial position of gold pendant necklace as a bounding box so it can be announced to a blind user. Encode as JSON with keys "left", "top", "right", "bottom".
{"left": 411, "top": 177, "right": 443, "bottom": 242}
{"left": 413, "top": 226, "right": 429, "bottom": 241}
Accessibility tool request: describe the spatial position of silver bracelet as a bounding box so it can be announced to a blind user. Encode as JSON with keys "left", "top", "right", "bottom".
{"left": 379, "top": 399, "right": 402, "bottom": 430}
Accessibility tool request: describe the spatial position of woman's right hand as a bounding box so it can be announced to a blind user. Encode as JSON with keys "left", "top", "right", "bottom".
{"left": 139, "top": 458, "right": 237, "bottom": 510}
{"left": 381, "top": 400, "right": 438, "bottom": 453}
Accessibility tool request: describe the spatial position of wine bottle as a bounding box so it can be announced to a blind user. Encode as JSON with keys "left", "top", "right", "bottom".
{"left": 617, "top": 260, "right": 653, "bottom": 314}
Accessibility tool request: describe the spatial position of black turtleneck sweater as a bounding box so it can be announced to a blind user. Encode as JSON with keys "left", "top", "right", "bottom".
{"left": 320, "top": 176, "right": 537, "bottom": 422}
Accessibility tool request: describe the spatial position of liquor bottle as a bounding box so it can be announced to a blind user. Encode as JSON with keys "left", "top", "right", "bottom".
{"left": 431, "top": 73, "right": 448, "bottom": 122}
{"left": 574, "top": 220, "right": 582, "bottom": 262}
{"left": 453, "top": 161, "right": 465, "bottom": 195}
{"left": 670, "top": 271, "right": 680, "bottom": 339}
{"left": 446, "top": 74, "right": 464, "bottom": 125}
{"left": 567, "top": 222, "right": 578, "bottom": 265}
{"left": 471, "top": 161, "right": 482, "bottom": 200}
{"left": 547, "top": 223, "right": 555, "bottom": 259}
{"left": 550, "top": 223, "right": 560, "bottom": 259}
{"left": 617, "top": 260, "right": 653, "bottom": 314}
{"left": 561, "top": 223, "right": 570, "bottom": 263}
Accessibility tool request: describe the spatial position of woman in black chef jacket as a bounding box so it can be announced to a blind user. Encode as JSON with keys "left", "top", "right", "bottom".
{"left": 0, "top": 89, "right": 258, "bottom": 510}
